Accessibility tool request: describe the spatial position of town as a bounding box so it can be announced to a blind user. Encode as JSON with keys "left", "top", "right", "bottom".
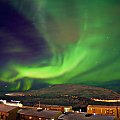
{"left": 0, "top": 99, "right": 120, "bottom": 120}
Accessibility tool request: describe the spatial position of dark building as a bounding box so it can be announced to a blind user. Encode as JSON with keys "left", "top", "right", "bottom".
{"left": 0, "top": 104, "right": 19, "bottom": 120}
{"left": 17, "top": 108, "right": 62, "bottom": 120}
{"left": 58, "top": 112, "right": 116, "bottom": 120}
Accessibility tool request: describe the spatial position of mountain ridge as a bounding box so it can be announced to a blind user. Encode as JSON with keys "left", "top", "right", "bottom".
{"left": 24, "top": 84, "right": 120, "bottom": 99}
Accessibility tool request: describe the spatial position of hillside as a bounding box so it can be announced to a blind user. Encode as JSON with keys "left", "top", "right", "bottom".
{"left": 4, "top": 84, "right": 120, "bottom": 108}
{"left": 25, "top": 84, "right": 120, "bottom": 99}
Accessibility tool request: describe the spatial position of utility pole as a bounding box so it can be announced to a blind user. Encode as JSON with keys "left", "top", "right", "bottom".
{"left": 39, "top": 101, "right": 40, "bottom": 108}
{"left": 116, "top": 106, "right": 119, "bottom": 119}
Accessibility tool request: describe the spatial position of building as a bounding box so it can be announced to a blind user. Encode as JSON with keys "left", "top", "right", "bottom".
{"left": 0, "top": 104, "right": 19, "bottom": 120}
{"left": 87, "top": 105, "right": 120, "bottom": 118}
{"left": 58, "top": 112, "right": 116, "bottom": 120}
{"left": 34, "top": 104, "right": 72, "bottom": 113}
{"left": 58, "top": 112, "right": 83, "bottom": 120}
{"left": 0, "top": 99, "right": 23, "bottom": 107}
{"left": 17, "top": 108, "right": 62, "bottom": 120}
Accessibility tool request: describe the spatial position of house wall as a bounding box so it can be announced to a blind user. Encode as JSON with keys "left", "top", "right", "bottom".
{"left": 0, "top": 111, "right": 9, "bottom": 120}
{"left": 8, "top": 107, "right": 20, "bottom": 120}
{"left": 87, "top": 105, "right": 120, "bottom": 118}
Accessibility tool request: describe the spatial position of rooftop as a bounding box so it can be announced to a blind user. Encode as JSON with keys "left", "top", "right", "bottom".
{"left": 18, "top": 108, "right": 62, "bottom": 118}
{"left": 58, "top": 112, "right": 115, "bottom": 120}
{"left": 88, "top": 105, "right": 120, "bottom": 108}
{"left": 0, "top": 104, "right": 19, "bottom": 112}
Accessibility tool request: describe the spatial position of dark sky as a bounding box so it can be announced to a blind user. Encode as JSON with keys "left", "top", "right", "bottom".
{"left": 0, "top": 1, "right": 50, "bottom": 91}
{"left": 0, "top": 1, "right": 48, "bottom": 65}
{"left": 0, "top": 0, "right": 120, "bottom": 92}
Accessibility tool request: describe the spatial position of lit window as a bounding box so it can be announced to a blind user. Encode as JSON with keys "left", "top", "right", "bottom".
{"left": 29, "top": 116, "right": 32, "bottom": 119}
{"left": 110, "top": 110, "right": 114, "bottom": 115}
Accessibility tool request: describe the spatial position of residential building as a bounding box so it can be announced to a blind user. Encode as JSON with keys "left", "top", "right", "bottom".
{"left": 34, "top": 104, "right": 72, "bottom": 113}
{"left": 87, "top": 105, "right": 120, "bottom": 118}
{"left": 58, "top": 112, "right": 116, "bottom": 120}
{"left": 17, "top": 108, "right": 62, "bottom": 120}
{"left": 0, "top": 100, "right": 23, "bottom": 107}
{"left": 0, "top": 104, "right": 19, "bottom": 120}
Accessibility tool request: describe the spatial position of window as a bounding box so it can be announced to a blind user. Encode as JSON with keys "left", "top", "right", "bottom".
{"left": 1, "top": 115, "right": 4, "bottom": 119}
{"left": 92, "top": 109, "right": 96, "bottom": 113}
{"left": 105, "top": 110, "right": 110, "bottom": 115}
{"left": 29, "top": 116, "right": 32, "bottom": 119}
{"left": 109, "top": 110, "right": 114, "bottom": 115}
{"left": 20, "top": 115, "right": 24, "bottom": 118}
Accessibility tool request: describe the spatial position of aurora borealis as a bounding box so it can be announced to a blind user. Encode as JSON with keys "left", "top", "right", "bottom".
{"left": 0, "top": 0, "right": 120, "bottom": 91}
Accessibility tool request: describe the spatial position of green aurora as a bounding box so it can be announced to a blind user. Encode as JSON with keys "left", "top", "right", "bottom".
{"left": 1, "top": 0, "right": 120, "bottom": 91}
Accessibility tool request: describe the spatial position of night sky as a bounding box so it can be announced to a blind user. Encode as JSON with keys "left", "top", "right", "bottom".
{"left": 0, "top": 0, "right": 120, "bottom": 91}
